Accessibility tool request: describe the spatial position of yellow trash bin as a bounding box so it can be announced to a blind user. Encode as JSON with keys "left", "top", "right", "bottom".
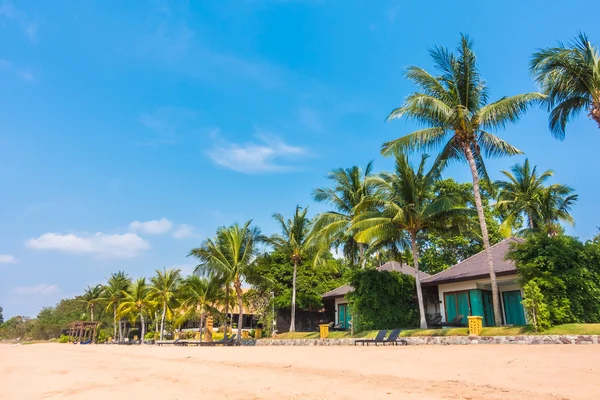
{"left": 254, "top": 328, "right": 262, "bottom": 339}
{"left": 467, "top": 316, "right": 483, "bottom": 336}
{"left": 319, "top": 324, "right": 329, "bottom": 339}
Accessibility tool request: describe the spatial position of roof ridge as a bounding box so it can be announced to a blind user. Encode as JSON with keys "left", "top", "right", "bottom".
{"left": 422, "top": 237, "right": 517, "bottom": 281}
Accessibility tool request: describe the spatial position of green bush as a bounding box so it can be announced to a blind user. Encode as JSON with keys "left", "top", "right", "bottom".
{"left": 58, "top": 334, "right": 70, "bottom": 343}
{"left": 521, "top": 280, "right": 551, "bottom": 331}
{"left": 144, "top": 332, "right": 157, "bottom": 340}
{"left": 347, "top": 269, "right": 419, "bottom": 331}
{"left": 508, "top": 233, "right": 600, "bottom": 327}
{"left": 96, "top": 329, "right": 110, "bottom": 344}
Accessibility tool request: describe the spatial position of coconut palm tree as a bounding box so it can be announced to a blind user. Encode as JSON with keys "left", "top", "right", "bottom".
{"left": 381, "top": 35, "right": 543, "bottom": 325}
{"left": 117, "top": 278, "right": 153, "bottom": 344}
{"left": 536, "top": 186, "right": 578, "bottom": 236}
{"left": 149, "top": 268, "right": 182, "bottom": 341}
{"left": 79, "top": 284, "right": 103, "bottom": 322}
{"left": 352, "top": 154, "right": 471, "bottom": 328}
{"left": 175, "top": 275, "right": 223, "bottom": 341}
{"left": 312, "top": 162, "right": 376, "bottom": 267}
{"left": 531, "top": 33, "right": 600, "bottom": 138}
{"left": 102, "top": 271, "right": 130, "bottom": 342}
{"left": 495, "top": 159, "right": 577, "bottom": 236}
{"left": 190, "top": 221, "right": 260, "bottom": 344}
{"left": 263, "top": 206, "right": 318, "bottom": 332}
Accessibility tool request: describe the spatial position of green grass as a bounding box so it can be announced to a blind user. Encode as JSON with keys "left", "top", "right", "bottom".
{"left": 272, "top": 324, "right": 600, "bottom": 339}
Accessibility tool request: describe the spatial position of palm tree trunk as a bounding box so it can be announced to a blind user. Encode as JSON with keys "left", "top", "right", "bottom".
{"left": 90, "top": 304, "right": 94, "bottom": 322}
{"left": 224, "top": 283, "right": 230, "bottom": 334}
{"left": 289, "top": 261, "right": 298, "bottom": 332}
{"left": 199, "top": 311, "right": 205, "bottom": 341}
{"left": 118, "top": 318, "right": 123, "bottom": 342}
{"left": 113, "top": 304, "right": 117, "bottom": 342}
{"left": 358, "top": 243, "right": 365, "bottom": 269}
{"left": 410, "top": 232, "right": 428, "bottom": 329}
{"left": 160, "top": 303, "right": 166, "bottom": 341}
{"left": 464, "top": 144, "right": 503, "bottom": 326}
{"left": 140, "top": 310, "right": 146, "bottom": 345}
{"left": 234, "top": 280, "right": 243, "bottom": 345}
{"left": 528, "top": 214, "right": 535, "bottom": 229}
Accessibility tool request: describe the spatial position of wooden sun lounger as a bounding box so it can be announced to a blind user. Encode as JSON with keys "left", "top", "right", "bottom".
{"left": 198, "top": 334, "right": 237, "bottom": 347}
{"left": 156, "top": 338, "right": 183, "bottom": 346}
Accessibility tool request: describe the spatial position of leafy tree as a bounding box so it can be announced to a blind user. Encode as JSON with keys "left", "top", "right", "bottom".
{"left": 101, "top": 271, "right": 131, "bottom": 342}
{"left": 312, "top": 162, "right": 376, "bottom": 266}
{"left": 190, "top": 221, "right": 261, "bottom": 344}
{"left": 175, "top": 275, "right": 223, "bottom": 340}
{"left": 507, "top": 233, "right": 600, "bottom": 325}
{"left": 118, "top": 278, "right": 153, "bottom": 343}
{"left": 531, "top": 33, "right": 600, "bottom": 137}
{"left": 0, "top": 316, "right": 34, "bottom": 339}
{"left": 347, "top": 269, "right": 418, "bottom": 331}
{"left": 79, "top": 285, "right": 103, "bottom": 322}
{"left": 495, "top": 159, "right": 577, "bottom": 236}
{"left": 382, "top": 35, "right": 542, "bottom": 325}
{"left": 352, "top": 154, "right": 471, "bottom": 328}
{"left": 0, "top": 306, "right": 3, "bottom": 324}
{"left": 263, "top": 206, "right": 319, "bottom": 332}
{"left": 149, "top": 268, "right": 182, "bottom": 341}
{"left": 521, "top": 280, "right": 551, "bottom": 331}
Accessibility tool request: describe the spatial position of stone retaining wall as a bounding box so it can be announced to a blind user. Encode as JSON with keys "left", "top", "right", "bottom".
{"left": 255, "top": 335, "right": 599, "bottom": 346}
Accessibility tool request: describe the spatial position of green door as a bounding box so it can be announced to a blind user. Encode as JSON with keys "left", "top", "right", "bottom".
{"left": 502, "top": 290, "right": 526, "bottom": 325}
{"left": 456, "top": 292, "right": 470, "bottom": 325}
{"left": 482, "top": 291, "right": 496, "bottom": 327}
{"left": 444, "top": 293, "right": 457, "bottom": 322}
{"left": 338, "top": 304, "right": 351, "bottom": 329}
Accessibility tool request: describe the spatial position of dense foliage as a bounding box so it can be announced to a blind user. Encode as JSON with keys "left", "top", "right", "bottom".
{"left": 507, "top": 233, "right": 600, "bottom": 326}
{"left": 347, "top": 269, "right": 419, "bottom": 331}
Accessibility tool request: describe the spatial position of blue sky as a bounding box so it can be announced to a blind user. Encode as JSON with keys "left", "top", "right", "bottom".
{"left": 1, "top": 0, "right": 598, "bottom": 319}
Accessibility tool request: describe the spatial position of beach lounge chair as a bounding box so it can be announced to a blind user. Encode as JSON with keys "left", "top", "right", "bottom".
{"left": 354, "top": 330, "right": 388, "bottom": 346}
{"left": 380, "top": 329, "right": 408, "bottom": 346}
{"left": 156, "top": 338, "right": 183, "bottom": 347}
{"left": 440, "top": 315, "right": 465, "bottom": 328}
{"left": 198, "top": 334, "right": 237, "bottom": 347}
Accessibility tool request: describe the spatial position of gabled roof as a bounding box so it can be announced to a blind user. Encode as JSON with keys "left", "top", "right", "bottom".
{"left": 321, "top": 261, "right": 429, "bottom": 299}
{"left": 421, "top": 237, "right": 523, "bottom": 286}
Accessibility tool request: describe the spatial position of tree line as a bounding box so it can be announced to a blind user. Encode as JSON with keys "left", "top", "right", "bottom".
{"left": 1, "top": 33, "right": 598, "bottom": 339}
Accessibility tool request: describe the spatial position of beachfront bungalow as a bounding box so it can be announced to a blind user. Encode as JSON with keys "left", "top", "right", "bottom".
{"left": 421, "top": 237, "right": 526, "bottom": 327}
{"left": 321, "top": 261, "right": 434, "bottom": 330}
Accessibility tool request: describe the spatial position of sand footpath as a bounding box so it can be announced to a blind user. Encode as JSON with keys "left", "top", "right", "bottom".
{"left": 1, "top": 343, "right": 598, "bottom": 399}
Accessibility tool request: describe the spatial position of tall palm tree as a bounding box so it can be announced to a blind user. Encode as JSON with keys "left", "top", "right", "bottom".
{"left": 175, "top": 275, "right": 223, "bottom": 341}
{"left": 536, "top": 185, "right": 578, "bottom": 236}
{"left": 352, "top": 154, "right": 470, "bottom": 328}
{"left": 381, "top": 35, "right": 543, "bottom": 325}
{"left": 102, "top": 271, "right": 130, "bottom": 342}
{"left": 117, "top": 278, "right": 153, "bottom": 344}
{"left": 190, "top": 221, "right": 260, "bottom": 344}
{"left": 495, "top": 159, "right": 577, "bottom": 236}
{"left": 263, "top": 206, "right": 317, "bottom": 332}
{"left": 149, "top": 268, "right": 182, "bottom": 341}
{"left": 531, "top": 33, "right": 600, "bottom": 138}
{"left": 312, "top": 162, "right": 376, "bottom": 267}
{"left": 79, "top": 284, "right": 103, "bottom": 322}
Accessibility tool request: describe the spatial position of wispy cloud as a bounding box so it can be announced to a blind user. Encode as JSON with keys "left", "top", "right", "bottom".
{"left": 0, "top": 1, "right": 37, "bottom": 42}
{"left": 172, "top": 224, "right": 196, "bottom": 239}
{"left": 26, "top": 232, "right": 151, "bottom": 259}
{"left": 0, "top": 254, "right": 17, "bottom": 263}
{"left": 207, "top": 130, "right": 308, "bottom": 174}
{"left": 129, "top": 218, "right": 173, "bottom": 235}
{"left": 137, "top": 106, "right": 197, "bottom": 146}
{"left": 13, "top": 284, "right": 61, "bottom": 295}
{"left": 0, "top": 59, "right": 36, "bottom": 83}
{"left": 168, "top": 263, "right": 196, "bottom": 276}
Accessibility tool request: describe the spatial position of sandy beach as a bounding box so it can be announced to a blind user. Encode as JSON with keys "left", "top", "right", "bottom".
{"left": 1, "top": 343, "right": 598, "bottom": 399}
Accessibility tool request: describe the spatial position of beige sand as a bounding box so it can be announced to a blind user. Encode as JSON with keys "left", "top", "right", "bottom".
{"left": 1, "top": 343, "right": 598, "bottom": 399}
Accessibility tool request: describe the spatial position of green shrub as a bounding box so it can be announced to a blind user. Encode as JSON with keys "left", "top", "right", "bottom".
{"left": 521, "top": 280, "right": 551, "bottom": 331}
{"left": 347, "top": 269, "right": 419, "bottom": 331}
{"left": 144, "top": 332, "right": 157, "bottom": 340}
{"left": 96, "top": 329, "right": 110, "bottom": 344}
{"left": 58, "top": 334, "right": 70, "bottom": 343}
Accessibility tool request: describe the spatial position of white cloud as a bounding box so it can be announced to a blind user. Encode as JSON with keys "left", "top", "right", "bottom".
{"left": 168, "top": 263, "right": 196, "bottom": 276}
{"left": 172, "top": 224, "right": 196, "bottom": 239}
{"left": 0, "top": 254, "right": 16, "bottom": 263}
{"left": 208, "top": 131, "right": 307, "bottom": 174}
{"left": 137, "top": 107, "right": 197, "bottom": 146}
{"left": 0, "top": 1, "right": 37, "bottom": 42}
{"left": 26, "top": 232, "right": 150, "bottom": 259}
{"left": 13, "top": 284, "right": 61, "bottom": 295}
{"left": 129, "top": 218, "right": 173, "bottom": 235}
